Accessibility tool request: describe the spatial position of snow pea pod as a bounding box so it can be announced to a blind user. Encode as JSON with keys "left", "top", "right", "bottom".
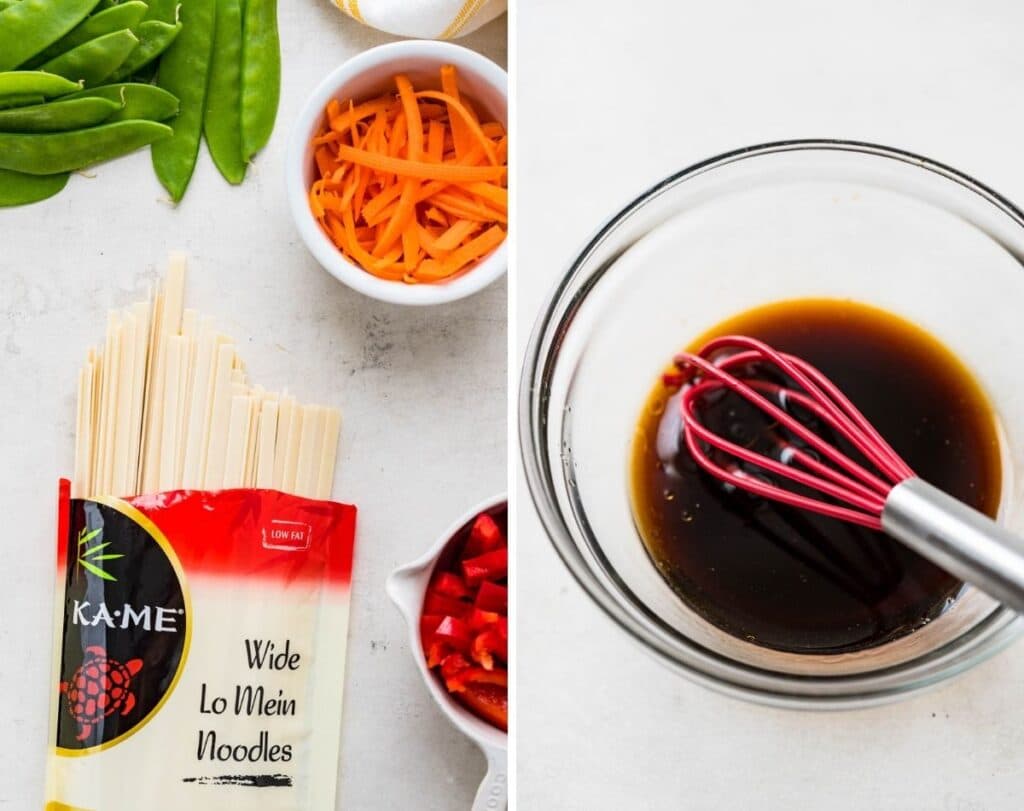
{"left": 240, "top": 0, "right": 279, "bottom": 161}
{"left": 67, "top": 82, "right": 179, "bottom": 121}
{"left": 0, "top": 96, "right": 118, "bottom": 131}
{"left": 108, "top": 20, "right": 181, "bottom": 81}
{"left": 0, "top": 0, "right": 101, "bottom": 71}
{"left": 153, "top": 0, "right": 215, "bottom": 201}
{"left": 26, "top": 1, "right": 148, "bottom": 68}
{"left": 0, "top": 71, "right": 82, "bottom": 98}
{"left": 0, "top": 93, "right": 46, "bottom": 109}
{"left": 203, "top": 0, "right": 245, "bottom": 184}
{"left": 0, "top": 119, "right": 171, "bottom": 174}
{"left": 129, "top": 59, "right": 159, "bottom": 83}
{"left": 0, "top": 167, "right": 69, "bottom": 206}
{"left": 143, "top": 0, "right": 177, "bottom": 21}
{"left": 40, "top": 29, "right": 139, "bottom": 87}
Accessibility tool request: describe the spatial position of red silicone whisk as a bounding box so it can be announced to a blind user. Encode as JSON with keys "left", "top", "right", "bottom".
{"left": 669, "top": 335, "right": 1024, "bottom": 613}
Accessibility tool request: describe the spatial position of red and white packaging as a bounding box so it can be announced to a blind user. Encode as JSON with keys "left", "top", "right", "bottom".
{"left": 45, "top": 481, "right": 357, "bottom": 811}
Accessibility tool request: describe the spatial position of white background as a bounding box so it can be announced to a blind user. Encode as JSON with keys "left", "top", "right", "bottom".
{"left": 0, "top": 6, "right": 506, "bottom": 810}
{"left": 517, "top": 1, "right": 1024, "bottom": 809}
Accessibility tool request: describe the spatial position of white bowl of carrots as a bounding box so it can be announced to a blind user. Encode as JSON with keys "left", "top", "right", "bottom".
{"left": 287, "top": 41, "right": 508, "bottom": 306}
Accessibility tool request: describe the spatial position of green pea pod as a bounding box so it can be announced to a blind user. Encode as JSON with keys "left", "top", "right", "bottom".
{"left": 203, "top": 0, "right": 245, "bottom": 184}
{"left": 153, "top": 0, "right": 215, "bottom": 202}
{"left": 0, "top": 120, "right": 170, "bottom": 173}
{"left": 0, "top": 93, "right": 46, "bottom": 109}
{"left": 66, "top": 82, "right": 179, "bottom": 121}
{"left": 143, "top": 0, "right": 176, "bottom": 21}
{"left": 40, "top": 29, "right": 139, "bottom": 87}
{"left": 0, "top": 71, "right": 82, "bottom": 98}
{"left": 0, "top": 0, "right": 101, "bottom": 71}
{"left": 240, "top": 0, "right": 279, "bottom": 162}
{"left": 0, "top": 167, "right": 69, "bottom": 205}
{"left": 0, "top": 96, "right": 118, "bottom": 131}
{"left": 0, "top": 0, "right": 21, "bottom": 10}
{"left": 108, "top": 20, "right": 181, "bottom": 81}
{"left": 26, "top": 1, "right": 148, "bottom": 68}
{"left": 127, "top": 59, "right": 158, "bottom": 83}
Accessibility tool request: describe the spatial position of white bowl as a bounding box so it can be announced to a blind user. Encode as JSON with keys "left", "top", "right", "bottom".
{"left": 386, "top": 494, "right": 508, "bottom": 810}
{"left": 520, "top": 141, "right": 1024, "bottom": 707}
{"left": 287, "top": 41, "right": 508, "bottom": 306}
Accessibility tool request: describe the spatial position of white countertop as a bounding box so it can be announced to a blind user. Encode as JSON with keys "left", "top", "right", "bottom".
{"left": 516, "top": 1, "right": 1024, "bottom": 808}
{"left": 0, "top": 7, "right": 507, "bottom": 810}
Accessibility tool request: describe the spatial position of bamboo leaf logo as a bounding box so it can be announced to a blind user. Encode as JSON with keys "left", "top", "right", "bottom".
{"left": 78, "top": 528, "right": 101, "bottom": 546}
{"left": 76, "top": 527, "right": 120, "bottom": 582}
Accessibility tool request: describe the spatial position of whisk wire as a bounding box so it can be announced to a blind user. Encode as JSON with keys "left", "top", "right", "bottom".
{"left": 677, "top": 352, "right": 891, "bottom": 495}
{"left": 681, "top": 423, "right": 884, "bottom": 530}
{"left": 784, "top": 352, "right": 914, "bottom": 481}
{"left": 672, "top": 335, "right": 917, "bottom": 530}
{"left": 699, "top": 336, "right": 913, "bottom": 482}
{"left": 668, "top": 335, "right": 1024, "bottom": 616}
{"left": 681, "top": 381, "right": 887, "bottom": 514}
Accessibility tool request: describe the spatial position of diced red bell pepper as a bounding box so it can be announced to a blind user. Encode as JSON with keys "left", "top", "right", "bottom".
{"left": 426, "top": 642, "right": 446, "bottom": 668}
{"left": 462, "top": 547, "right": 508, "bottom": 586}
{"left": 473, "top": 646, "right": 494, "bottom": 671}
{"left": 474, "top": 581, "right": 508, "bottom": 613}
{"left": 446, "top": 665, "right": 508, "bottom": 693}
{"left": 440, "top": 652, "right": 472, "bottom": 683}
{"left": 430, "top": 571, "right": 469, "bottom": 599}
{"left": 463, "top": 513, "right": 505, "bottom": 557}
{"left": 421, "top": 507, "right": 509, "bottom": 733}
{"left": 456, "top": 683, "right": 508, "bottom": 731}
{"left": 471, "top": 627, "right": 507, "bottom": 670}
{"left": 467, "top": 607, "right": 501, "bottom": 632}
{"left": 419, "top": 614, "right": 444, "bottom": 654}
{"left": 433, "top": 616, "right": 471, "bottom": 652}
{"left": 424, "top": 591, "right": 470, "bottom": 618}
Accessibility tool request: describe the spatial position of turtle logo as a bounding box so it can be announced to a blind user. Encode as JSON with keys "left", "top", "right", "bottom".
{"left": 60, "top": 646, "right": 143, "bottom": 741}
{"left": 58, "top": 500, "right": 187, "bottom": 751}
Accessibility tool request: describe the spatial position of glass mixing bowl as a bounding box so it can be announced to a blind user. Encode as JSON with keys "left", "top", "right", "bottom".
{"left": 520, "top": 140, "right": 1024, "bottom": 708}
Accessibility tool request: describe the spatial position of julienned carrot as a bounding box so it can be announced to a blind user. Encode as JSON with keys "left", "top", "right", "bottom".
{"left": 396, "top": 74, "right": 423, "bottom": 160}
{"left": 414, "top": 90, "right": 497, "bottom": 165}
{"left": 441, "top": 226, "right": 506, "bottom": 275}
{"left": 308, "top": 65, "right": 507, "bottom": 284}
{"left": 427, "top": 120, "right": 445, "bottom": 162}
{"left": 332, "top": 145, "right": 506, "bottom": 183}
{"left": 433, "top": 219, "right": 480, "bottom": 252}
{"left": 440, "top": 64, "right": 472, "bottom": 161}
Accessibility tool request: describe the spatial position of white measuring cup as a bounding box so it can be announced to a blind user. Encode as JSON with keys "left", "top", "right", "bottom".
{"left": 386, "top": 494, "right": 508, "bottom": 810}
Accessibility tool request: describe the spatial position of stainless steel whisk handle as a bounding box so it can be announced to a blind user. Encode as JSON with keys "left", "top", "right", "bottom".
{"left": 883, "top": 478, "right": 1024, "bottom": 614}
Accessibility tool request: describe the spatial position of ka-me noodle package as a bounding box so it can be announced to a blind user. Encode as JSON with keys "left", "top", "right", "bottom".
{"left": 45, "top": 256, "right": 356, "bottom": 811}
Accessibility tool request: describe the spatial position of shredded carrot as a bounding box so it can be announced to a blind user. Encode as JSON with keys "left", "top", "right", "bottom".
{"left": 333, "top": 145, "right": 506, "bottom": 182}
{"left": 414, "top": 90, "right": 498, "bottom": 165}
{"left": 427, "top": 120, "right": 445, "bottom": 162}
{"left": 329, "top": 97, "right": 392, "bottom": 134}
{"left": 465, "top": 181, "right": 508, "bottom": 211}
{"left": 308, "top": 65, "right": 507, "bottom": 284}
{"left": 395, "top": 75, "right": 423, "bottom": 160}
{"left": 425, "top": 207, "right": 448, "bottom": 227}
{"left": 417, "top": 259, "right": 450, "bottom": 282}
{"left": 441, "top": 226, "right": 506, "bottom": 275}
{"left": 440, "top": 64, "right": 473, "bottom": 160}
{"left": 433, "top": 219, "right": 480, "bottom": 252}
{"left": 433, "top": 191, "right": 508, "bottom": 224}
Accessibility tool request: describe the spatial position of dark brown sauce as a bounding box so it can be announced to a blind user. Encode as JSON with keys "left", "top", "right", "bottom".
{"left": 630, "top": 299, "right": 1002, "bottom": 654}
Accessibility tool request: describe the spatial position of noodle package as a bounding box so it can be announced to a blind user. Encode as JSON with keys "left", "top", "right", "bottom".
{"left": 45, "top": 257, "right": 356, "bottom": 811}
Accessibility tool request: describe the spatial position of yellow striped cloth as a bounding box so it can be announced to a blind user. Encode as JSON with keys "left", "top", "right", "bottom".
{"left": 332, "top": 0, "right": 505, "bottom": 39}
